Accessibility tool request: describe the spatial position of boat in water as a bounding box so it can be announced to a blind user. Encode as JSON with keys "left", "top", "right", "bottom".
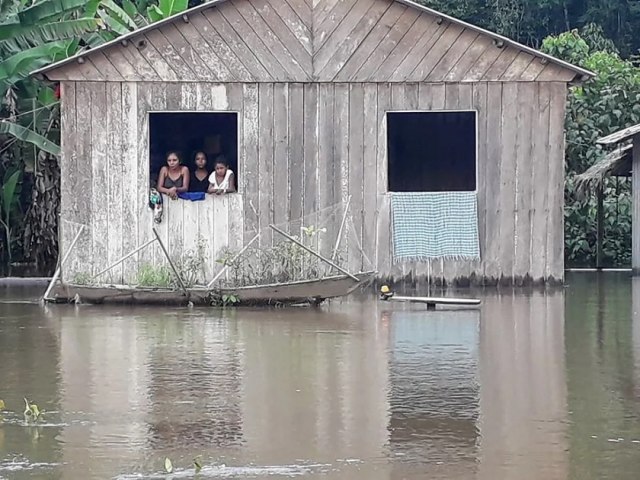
{"left": 51, "top": 271, "right": 375, "bottom": 306}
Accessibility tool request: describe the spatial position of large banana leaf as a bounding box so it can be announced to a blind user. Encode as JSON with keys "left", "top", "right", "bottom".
{"left": 0, "top": 41, "right": 70, "bottom": 82}
{"left": 159, "top": 0, "right": 188, "bottom": 16}
{"left": 0, "top": 121, "right": 61, "bottom": 156}
{"left": 148, "top": 0, "right": 188, "bottom": 22}
{"left": 99, "top": 0, "right": 137, "bottom": 30}
{"left": 0, "top": 19, "right": 102, "bottom": 51}
{"left": 122, "top": 0, "right": 149, "bottom": 28}
{"left": 18, "top": 0, "right": 89, "bottom": 25}
{"left": 98, "top": 10, "right": 131, "bottom": 36}
{"left": 146, "top": 5, "right": 164, "bottom": 22}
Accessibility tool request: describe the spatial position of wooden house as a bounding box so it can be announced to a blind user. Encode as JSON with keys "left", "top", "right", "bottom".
{"left": 34, "top": 0, "right": 592, "bottom": 286}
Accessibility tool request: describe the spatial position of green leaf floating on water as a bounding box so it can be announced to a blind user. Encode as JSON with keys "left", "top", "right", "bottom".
{"left": 164, "top": 457, "right": 173, "bottom": 474}
{"left": 23, "top": 398, "right": 43, "bottom": 421}
{"left": 193, "top": 456, "right": 203, "bottom": 474}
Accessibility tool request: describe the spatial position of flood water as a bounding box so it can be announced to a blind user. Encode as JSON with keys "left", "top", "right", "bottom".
{"left": 1, "top": 273, "right": 640, "bottom": 479}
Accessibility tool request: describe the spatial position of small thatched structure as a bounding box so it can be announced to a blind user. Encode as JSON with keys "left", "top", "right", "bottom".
{"left": 574, "top": 143, "right": 632, "bottom": 195}
{"left": 574, "top": 123, "right": 640, "bottom": 271}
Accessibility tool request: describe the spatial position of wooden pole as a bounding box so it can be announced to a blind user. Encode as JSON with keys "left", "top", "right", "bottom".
{"left": 633, "top": 136, "right": 640, "bottom": 275}
{"left": 596, "top": 184, "right": 604, "bottom": 269}
{"left": 269, "top": 224, "right": 359, "bottom": 281}
{"left": 152, "top": 228, "right": 188, "bottom": 295}
{"left": 42, "top": 225, "right": 84, "bottom": 302}
{"left": 92, "top": 239, "right": 156, "bottom": 280}
{"left": 331, "top": 195, "right": 351, "bottom": 262}
{"left": 206, "top": 233, "right": 260, "bottom": 288}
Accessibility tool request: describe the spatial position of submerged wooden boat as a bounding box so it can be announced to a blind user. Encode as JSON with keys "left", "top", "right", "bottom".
{"left": 51, "top": 271, "right": 375, "bottom": 306}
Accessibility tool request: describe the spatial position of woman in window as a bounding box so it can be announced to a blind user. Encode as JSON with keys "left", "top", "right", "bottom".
{"left": 157, "top": 151, "right": 189, "bottom": 200}
{"left": 190, "top": 151, "right": 210, "bottom": 193}
{"left": 208, "top": 156, "right": 236, "bottom": 195}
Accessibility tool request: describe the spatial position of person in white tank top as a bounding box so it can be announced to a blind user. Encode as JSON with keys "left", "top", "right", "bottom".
{"left": 208, "top": 157, "right": 236, "bottom": 195}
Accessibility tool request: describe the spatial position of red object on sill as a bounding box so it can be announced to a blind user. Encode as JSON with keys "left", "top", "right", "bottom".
{"left": 54, "top": 84, "right": 61, "bottom": 99}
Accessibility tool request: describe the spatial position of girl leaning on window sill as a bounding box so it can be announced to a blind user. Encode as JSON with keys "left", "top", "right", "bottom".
{"left": 208, "top": 156, "right": 236, "bottom": 195}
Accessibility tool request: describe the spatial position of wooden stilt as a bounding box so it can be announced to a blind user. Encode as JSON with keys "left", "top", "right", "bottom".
{"left": 152, "top": 228, "right": 188, "bottom": 296}
{"left": 331, "top": 195, "right": 351, "bottom": 262}
{"left": 596, "top": 184, "right": 604, "bottom": 269}
{"left": 42, "top": 225, "right": 84, "bottom": 302}
{"left": 633, "top": 137, "right": 640, "bottom": 275}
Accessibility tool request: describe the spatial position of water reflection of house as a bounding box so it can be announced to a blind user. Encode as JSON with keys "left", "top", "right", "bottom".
{"left": 0, "top": 304, "right": 62, "bottom": 470}
{"left": 56, "top": 308, "right": 153, "bottom": 478}
{"left": 146, "top": 316, "right": 243, "bottom": 450}
{"left": 386, "top": 310, "right": 480, "bottom": 478}
{"left": 477, "top": 293, "right": 567, "bottom": 480}
{"left": 384, "top": 292, "right": 568, "bottom": 479}
{"left": 235, "top": 306, "right": 392, "bottom": 464}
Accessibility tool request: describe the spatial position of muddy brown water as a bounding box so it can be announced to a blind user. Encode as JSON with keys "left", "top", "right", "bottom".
{"left": 1, "top": 273, "right": 639, "bottom": 479}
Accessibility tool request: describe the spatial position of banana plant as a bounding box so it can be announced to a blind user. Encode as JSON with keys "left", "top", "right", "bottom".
{"left": 0, "top": 0, "right": 193, "bottom": 275}
{"left": 0, "top": 169, "right": 23, "bottom": 270}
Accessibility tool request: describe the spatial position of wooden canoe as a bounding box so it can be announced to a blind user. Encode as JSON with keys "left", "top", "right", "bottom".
{"left": 51, "top": 271, "right": 375, "bottom": 306}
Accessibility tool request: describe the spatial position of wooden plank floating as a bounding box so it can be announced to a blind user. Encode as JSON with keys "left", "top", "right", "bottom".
{"left": 379, "top": 293, "right": 481, "bottom": 310}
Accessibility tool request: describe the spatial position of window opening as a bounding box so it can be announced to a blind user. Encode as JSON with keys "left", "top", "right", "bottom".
{"left": 149, "top": 112, "right": 238, "bottom": 192}
{"left": 387, "top": 111, "right": 476, "bottom": 192}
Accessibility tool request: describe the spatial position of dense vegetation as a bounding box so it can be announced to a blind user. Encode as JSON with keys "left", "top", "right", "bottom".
{"left": 1, "top": 0, "right": 639, "bottom": 275}
{"left": 0, "top": 0, "right": 190, "bottom": 275}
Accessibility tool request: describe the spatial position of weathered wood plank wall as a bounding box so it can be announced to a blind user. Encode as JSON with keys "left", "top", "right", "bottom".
{"left": 59, "top": 80, "right": 566, "bottom": 285}
{"left": 53, "top": 0, "right": 577, "bottom": 285}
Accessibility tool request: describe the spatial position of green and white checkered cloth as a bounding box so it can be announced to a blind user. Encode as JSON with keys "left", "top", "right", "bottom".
{"left": 391, "top": 192, "right": 480, "bottom": 261}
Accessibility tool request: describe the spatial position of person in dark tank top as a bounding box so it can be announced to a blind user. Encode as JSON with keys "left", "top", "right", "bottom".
{"left": 189, "top": 151, "right": 210, "bottom": 193}
{"left": 157, "top": 151, "right": 189, "bottom": 200}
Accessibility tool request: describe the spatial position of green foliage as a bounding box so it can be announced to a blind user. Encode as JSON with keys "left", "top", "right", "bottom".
{"left": 221, "top": 294, "right": 239, "bottom": 306}
{"left": 541, "top": 28, "right": 640, "bottom": 267}
{"left": 136, "top": 263, "right": 172, "bottom": 287}
{"left": 215, "top": 225, "right": 341, "bottom": 288}
{"left": 0, "top": 168, "right": 22, "bottom": 269}
{"left": 172, "top": 237, "right": 207, "bottom": 288}
{"left": 147, "top": 0, "right": 188, "bottom": 22}
{"left": 0, "top": 0, "right": 192, "bottom": 276}
{"left": 0, "top": 120, "right": 60, "bottom": 155}
{"left": 72, "top": 271, "right": 93, "bottom": 285}
{"left": 565, "top": 177, "right": 631, "bottom": 266}
{"left": 418, "top": 0, "right": 640, "bottom": 56}
{"left": 23, "top": 397, "right": 44, "bottom": 423}
{"left": 193, "top": 456, "right": 203, "bottom": 474}
{"left": 541, "top": 30, "right": 591, "bottom": 67}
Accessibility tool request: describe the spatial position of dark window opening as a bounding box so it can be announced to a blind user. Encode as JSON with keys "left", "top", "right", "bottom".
{"left": 149, "top": 112, "right": 238, "bottom": 190}
{"left": 387, "top": 111, "right": 476, "bottom": 192}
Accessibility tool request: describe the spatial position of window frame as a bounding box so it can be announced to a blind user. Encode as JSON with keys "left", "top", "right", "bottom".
{"left": 385, "top": 109, "right": 479, "bottom": 194}
{"left": 147, "top": 110, "right": 241, "bottom": 194}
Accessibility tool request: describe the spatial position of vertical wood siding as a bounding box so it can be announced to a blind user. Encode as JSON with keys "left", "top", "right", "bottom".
{"left": 60, "top": 80, "right": 566, "bottom": 285}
